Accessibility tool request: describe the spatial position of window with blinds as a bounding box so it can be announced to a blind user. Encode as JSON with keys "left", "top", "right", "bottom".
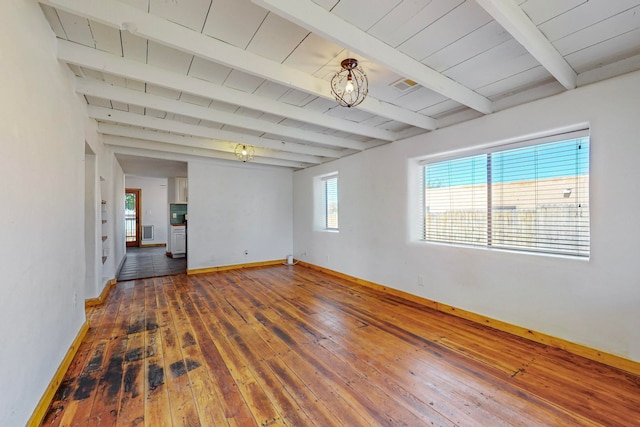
{"left": 324, "top": 175, "right": 338, "bottom": 230}
{"left": 422, "top": 130, "right": 590, "bottom": 257}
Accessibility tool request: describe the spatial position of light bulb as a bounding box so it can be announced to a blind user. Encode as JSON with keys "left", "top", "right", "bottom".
{"left": 241, "top": 148, "right": 247, "bottom": 156}
{"left": 345, "top": 80, "right": 354, "bottom": 94}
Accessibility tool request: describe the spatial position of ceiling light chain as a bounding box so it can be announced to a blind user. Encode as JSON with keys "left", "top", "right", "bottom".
{"left": 331, "top": 58, "right": 368, "bottom": 108}
{"left": 234, "top": 143, "right": 255, "bottom": 162}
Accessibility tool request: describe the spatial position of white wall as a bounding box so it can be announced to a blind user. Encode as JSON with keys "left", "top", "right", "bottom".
{"left": 84, "top": 151, "right": 101, "bottom": 300}
{"left": 188, "top": 161, "right": 293, "bottom": 270}
{"left": 125, "top": 176, "right": 169, "bottom": 246}
{"left": 0, "top": 1, "right": 86, "bottom": 424}
{"left": 0, "top": 2, "right": 125, "bottom": 424}
{"left": 112, "top": 159, "right": 126, "bottom": 275}
{"left": 84, "top": 118, "right": 126, "bottom": 297}
{"left": 85, "top": 134, "right": 126, "bottom": 292}
{"left": 293, "top": 70, "right": 640, "bottom": 363}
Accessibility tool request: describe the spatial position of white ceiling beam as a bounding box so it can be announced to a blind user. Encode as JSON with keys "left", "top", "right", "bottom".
{"left": 57, "top": 40, "right": 395, "bottom": 142}
{"left": 76, "top": 78, "right": 367, "bottom": 151}
{"left": 252, "top": 0, "right": 494, "bottom": 115}
{"left": 39, "top": 0, "right": 435, "bottom": 131}
{"left": 90, "top": 107, "right": 346, "bottom": 159}
{"left": 105, "top": 136, "right": 308, "bottom": 168}
{"left": 98, "top": 122, "right": 342, "bottom": 159}
{"left": 577, "top": 53, "right": 640, "bottom": 87}
{"left": 98, "top": 124, "right": 324, "bottom": 164}
{"left": 475, "top": 0, "right": 577, "bottom": 90}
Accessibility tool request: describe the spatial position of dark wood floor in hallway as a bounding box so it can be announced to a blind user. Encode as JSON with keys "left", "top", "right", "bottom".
{"left": 42, "top": 265, "right": 640, "bottom": 426}
{"left": 117, "top": 246, "right": 186, "bottom": 281}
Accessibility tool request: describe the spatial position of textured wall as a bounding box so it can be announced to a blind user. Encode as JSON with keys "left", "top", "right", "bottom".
{"left": 294, "top": 70, "right": 640, "bottom": 363}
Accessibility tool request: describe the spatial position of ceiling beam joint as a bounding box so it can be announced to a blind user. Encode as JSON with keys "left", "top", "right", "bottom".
{"left": 252, "top": 0, "right": 494, "bottom": 115}
{"left": 475, "top": 0, "right": 577, "bottom": 90}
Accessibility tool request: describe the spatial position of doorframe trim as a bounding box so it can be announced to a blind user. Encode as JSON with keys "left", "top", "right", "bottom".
{"left": 125, "top": 188, "right": 141, "bottom": 247}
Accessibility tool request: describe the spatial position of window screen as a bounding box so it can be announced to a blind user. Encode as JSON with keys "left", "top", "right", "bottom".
{"left": 422, "top": 130, "right": 590, "bottom": 257}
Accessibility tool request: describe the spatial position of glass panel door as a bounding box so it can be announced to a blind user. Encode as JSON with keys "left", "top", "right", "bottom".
{"left": 125, "top": 188, "right": 141, "bottom": 247}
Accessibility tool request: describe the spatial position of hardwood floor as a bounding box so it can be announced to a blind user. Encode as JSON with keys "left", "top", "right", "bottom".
{"left": 42, "top": 265, "right": 640, "bottom": 426}
{"left": 117, "top": 247, "right": 186, "bottom": 281}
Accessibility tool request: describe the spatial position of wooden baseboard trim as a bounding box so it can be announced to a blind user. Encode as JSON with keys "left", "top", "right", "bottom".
{"left": 140, "top": 243, "right": 166, "bottom": 248}
{"left": 296, "top": 261, "right": 640, "bottom": 376}
{"left": 27, "top": 321, "right": 90, "bottom": 427}
{"left": 84, "top": 278, "right": 116, "bottom": 308}
{"left": 188, "top": 259, "right": 285, "bottom": 275}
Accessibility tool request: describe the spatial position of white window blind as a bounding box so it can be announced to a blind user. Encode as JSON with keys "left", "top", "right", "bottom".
{"left": 422, "top": 130, "right": 590, "bottom": 257}
{"left": 424, "top": 154, "right": 488, "bottom": 246}
{"left": 324, "top": 175, "right": 338, "bottom": 230}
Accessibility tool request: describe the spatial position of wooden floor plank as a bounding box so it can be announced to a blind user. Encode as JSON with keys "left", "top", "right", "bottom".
{"left": 179, "top": 276, "right": 257, "bottom": 427}
{"left": 87, "top": 284, "right": 134, "bottom": 427}
{"left": 198, "top": 274, "right": 335, "bottom": 427}
{"left": 164, "top": 276, "right": 230, "bottom": 427}
{"left": 40, "top": 340, "right": 94, "bottom": 426}
{"left": 249, "top": 270, "right": 478, "bottom": 425}
{"left": 156, "top": 276, "right": 202, "bottom": 427}
{"left": 272, "top": 270, "right": 601, "bottom": 425}
{"left": 41, "top": 265, "right": 640, "bottom": 426}
{"left": 194, "top": 280, "right": 286, "bottom": 426}
{"left": 142, "top": 278, "right": 172, "bottom": 427}
{"left": 230, "top": 274, "right": 452, "bottom": 426}
{"left": 52, "top": 285, "right": 126, "bottom": 427}
{"left": 116, "top": 279, "right": 149, "bottom": 426}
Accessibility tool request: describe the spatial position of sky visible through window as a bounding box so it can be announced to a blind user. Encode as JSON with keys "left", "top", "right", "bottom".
{"left": 425, "top": 137, "right": 589, "bottom": 188}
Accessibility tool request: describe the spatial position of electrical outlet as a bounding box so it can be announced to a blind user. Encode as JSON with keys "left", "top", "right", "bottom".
{"left": 73, "top": 291, "right": 77, "bottom": 308}
{"left": 418, "top": 275, "right": 424, "bottom": 287}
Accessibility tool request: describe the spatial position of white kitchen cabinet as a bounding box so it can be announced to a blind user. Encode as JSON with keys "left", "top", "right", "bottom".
{"left": 171, "top": 225, "right": 186, "bottom": 257}
{"left": 169, "top": 177, "right": 188, "bottom": 204}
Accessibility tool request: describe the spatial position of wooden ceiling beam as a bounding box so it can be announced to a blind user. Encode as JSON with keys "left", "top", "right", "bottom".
{"left": 98, "top": 122, "right": 342, "bottom": 159}
{"left": 99, "top": 125, "right": 325, "bottom": 164}
{"left": 106, "top": 137, "right": 309, "bottom": 168}
{"left": 39, "top": 0, "right": 435, "bottom": 130}
{"left": 90, "top": 107, "right": 345, "bottom": 159}
{"left": 76, "top": 78, "right": 366, "bottom": 151}
{"left": 253, "top": 0, "right": 494, "bottom": 115}
{"left": 57, "top": 39, "right": 394, "bottom": 142}
{"left": 475, "top": 0, "right": 577, "bottom": 90}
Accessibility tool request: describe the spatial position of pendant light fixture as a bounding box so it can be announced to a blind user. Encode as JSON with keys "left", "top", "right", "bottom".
{"left": 331, "top": 58, "right": 368, "bottom": 108}
{"left": 234, "top": 143, "right": 255, "bottom": 162}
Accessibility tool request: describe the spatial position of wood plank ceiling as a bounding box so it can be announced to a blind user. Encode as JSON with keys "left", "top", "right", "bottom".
{"left": 39, "top": 0, "right": 640, "bottom": 171}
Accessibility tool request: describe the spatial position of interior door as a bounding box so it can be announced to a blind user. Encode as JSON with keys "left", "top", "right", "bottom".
{"left": 125, "top": 188, "right": 141, "bottom": 247}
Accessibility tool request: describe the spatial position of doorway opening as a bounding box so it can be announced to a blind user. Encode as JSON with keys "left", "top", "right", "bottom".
{"left": 125, "top": 188, "right": 141, "bottom": 247}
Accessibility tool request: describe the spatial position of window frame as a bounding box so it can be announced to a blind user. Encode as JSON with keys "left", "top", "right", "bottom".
{"left": 419, "top": 128, "right": 590, "bottom": 258}
{"left": 313, "top": 172, "right": 339, "bottom": 233}
{"left": 323, "top": 174, "right": 339, "bottom": 231}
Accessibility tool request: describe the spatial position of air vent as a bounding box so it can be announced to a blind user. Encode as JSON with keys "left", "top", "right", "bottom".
{"left": 390, "top": 78, "right": 419, "bottom": 92}
{"left": 142, "top": 225, "right": 154, "bottom": 240}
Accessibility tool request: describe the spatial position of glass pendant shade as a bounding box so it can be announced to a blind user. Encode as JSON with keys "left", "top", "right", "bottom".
{"left": 234, "top": 144, "right": 255, "bottom": 162}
